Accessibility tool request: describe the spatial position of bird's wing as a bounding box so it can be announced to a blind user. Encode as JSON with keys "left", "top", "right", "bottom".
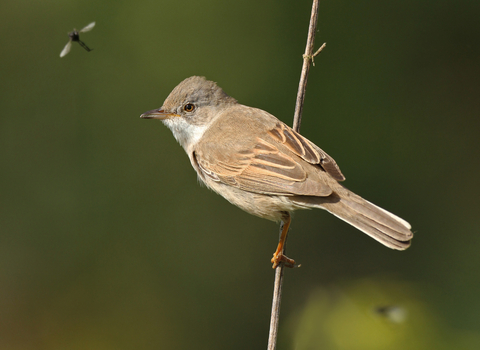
{"left": 267, "top": 121, "right": 345, "bottom": 181}
{"left": 194, "top": 119, "right": 341, "bottom": 196}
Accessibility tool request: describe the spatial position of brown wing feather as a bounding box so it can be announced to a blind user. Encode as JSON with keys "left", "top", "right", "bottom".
{"left": 192, "top": 105, "right": 342, "bottom": 196}
{"left": 268, "top": 122, "right": 345, "bottom": 181}
{"left": 195, "top": 136, "right": 333, "bottom": 196}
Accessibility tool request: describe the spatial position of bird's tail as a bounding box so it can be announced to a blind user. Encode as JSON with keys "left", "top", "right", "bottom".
{"left": 292, "top": 189, "right": 413, "bottom": 250}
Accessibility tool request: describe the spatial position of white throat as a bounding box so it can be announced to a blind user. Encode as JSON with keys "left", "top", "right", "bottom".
{"left": 162, "top": 118, "right": 208, "bottom": 151}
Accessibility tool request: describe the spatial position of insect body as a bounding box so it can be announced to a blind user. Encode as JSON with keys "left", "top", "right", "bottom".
{"left": 60, "top": 22, "right": 96, "bottom": 58}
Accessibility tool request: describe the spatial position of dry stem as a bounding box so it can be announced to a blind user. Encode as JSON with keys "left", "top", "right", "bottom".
{"left": 292, "top": 0, "right": 321, "bottom": 134}
{"left": 267, "top": 0, "right": 323, "bottom": 349}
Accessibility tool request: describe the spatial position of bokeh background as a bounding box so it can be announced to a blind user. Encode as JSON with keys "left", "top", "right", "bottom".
{"left": 1, "top": 0, "right": 479, "bottom": 349}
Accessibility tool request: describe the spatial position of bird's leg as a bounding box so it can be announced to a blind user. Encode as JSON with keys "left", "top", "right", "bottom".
{"left": 271, "top": 213, "right": 296, "bottom": 269}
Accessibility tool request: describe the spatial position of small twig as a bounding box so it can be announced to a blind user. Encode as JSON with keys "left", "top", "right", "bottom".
{"left": 292, "top": 0, "right": 321, "bottom": 133}
{"left": 304, "top": 42, "right": 326, "bottom": 67}
{"left": 267, "top": 0, "right": 321, "bottom": 349}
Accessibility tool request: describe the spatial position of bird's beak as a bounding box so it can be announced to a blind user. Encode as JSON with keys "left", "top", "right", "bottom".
{"left": 140, "top": 108, "right": 178, "bottom": 120}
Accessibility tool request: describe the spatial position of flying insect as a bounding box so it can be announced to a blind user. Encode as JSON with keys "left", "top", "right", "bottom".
{"left": 60, "top": 22, "right": 96, "bottom": 58}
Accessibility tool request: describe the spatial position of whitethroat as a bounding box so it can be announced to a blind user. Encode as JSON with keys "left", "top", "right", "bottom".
{"left": 141, "top": 76, "right": 413, "bottom": 268}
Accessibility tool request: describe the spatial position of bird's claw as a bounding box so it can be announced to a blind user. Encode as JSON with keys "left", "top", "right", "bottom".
{"left": 271, "top": 253, "right": 297, "bottom": 269}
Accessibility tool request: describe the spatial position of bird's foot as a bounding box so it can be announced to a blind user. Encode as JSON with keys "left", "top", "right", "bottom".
{"left": 271, "top": 252, "right": 298, "bottom": 269}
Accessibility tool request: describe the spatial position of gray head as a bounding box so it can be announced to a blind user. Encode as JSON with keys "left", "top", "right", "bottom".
{"left": 162, "top": 76, "right": 236, "bottom": 115}
{"left": 140, "top": 76, "right": 237, "bottom": 149}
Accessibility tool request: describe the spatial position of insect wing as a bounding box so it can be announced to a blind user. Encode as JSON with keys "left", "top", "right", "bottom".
{"left": 60, "top": 40, "right": 72, "bottom": 57}
{"left": 80, "top": 22, "right": 96, "bottom": 33}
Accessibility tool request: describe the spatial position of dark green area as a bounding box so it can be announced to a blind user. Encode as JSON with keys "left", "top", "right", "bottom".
{"left": 1, "top": 0, "right": 479, "bottom": 349}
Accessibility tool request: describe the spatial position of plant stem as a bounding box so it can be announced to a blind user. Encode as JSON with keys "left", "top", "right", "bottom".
{"left": 293, "top": 0, "right": 321, "bottom": 134}
{"left": 267, "top": 0, "right": 322, "bottom": 349}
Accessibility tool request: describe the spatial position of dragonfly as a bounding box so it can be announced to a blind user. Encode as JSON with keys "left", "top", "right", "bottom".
{"left": 60, "top": 22, "right": 96, "bottom": 58}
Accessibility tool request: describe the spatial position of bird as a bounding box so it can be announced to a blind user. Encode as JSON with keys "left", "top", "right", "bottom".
{"left": 60, "top": 22, "right": 95, "bottom": 58}
{"left": 141, "top": 76, "right": 413, "bottom": 268}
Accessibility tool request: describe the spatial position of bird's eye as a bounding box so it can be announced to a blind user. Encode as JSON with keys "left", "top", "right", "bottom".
{"left": 183, "top": 103, "right": 195, "bottom": 112}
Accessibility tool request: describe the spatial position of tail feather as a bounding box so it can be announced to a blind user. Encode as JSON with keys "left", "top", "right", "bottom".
{"left": 291, "top": 189, "right": 413, "bottom": 250}
{"left": 341, "top": 199, "right": 412, "bottom": 241}
{"left": 331, "top": 202, "right": 412, "bottom": 250}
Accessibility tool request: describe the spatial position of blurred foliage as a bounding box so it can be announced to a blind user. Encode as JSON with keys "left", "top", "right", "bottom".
{"left": 0, "top": 0, "right": 479, "bottom": 349}
{"left": 289, "top": 279, "right": 480, "bottom": 350}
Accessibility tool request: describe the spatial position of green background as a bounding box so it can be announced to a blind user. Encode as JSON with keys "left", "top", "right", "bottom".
{"left": 1, "top": 0, "right": 479, "bottom": 349}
